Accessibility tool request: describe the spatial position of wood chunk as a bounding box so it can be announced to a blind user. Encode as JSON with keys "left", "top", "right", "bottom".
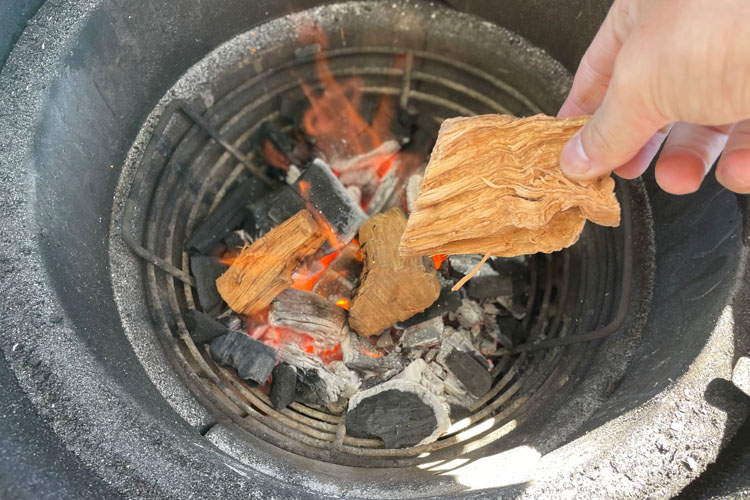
{"left": 269, "top": 289, "right": 348, "bottom": 349}
{"left": 349, "top": 207, "right": 441, "bottom": 337}
{"left": 216, "top": 210, "right": 326, "bottom": 315}
{"left": 399, "top": 114, "right": 621, "bottom": 257}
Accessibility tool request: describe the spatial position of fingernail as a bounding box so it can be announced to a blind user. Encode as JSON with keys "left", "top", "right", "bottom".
{"left": 560, "top": 131, "right": 591, "bottom": 176}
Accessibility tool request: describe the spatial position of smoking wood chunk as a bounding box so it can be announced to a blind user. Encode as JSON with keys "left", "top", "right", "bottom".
{"left": 399, "top": 114, "right": 621, "bottom": 257}
{"left": 216, "top": 210, "right": 326, "bottom": 315}
{"left": 269, "top": 288, "right": 348, "bottom": 349}
{"left": 349, "top": 207, "right": 441, "bottom": 337}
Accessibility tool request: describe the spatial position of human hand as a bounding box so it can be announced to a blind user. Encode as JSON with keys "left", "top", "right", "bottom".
{"left": 558, "top": 0, "right": 750, "bottom": 194}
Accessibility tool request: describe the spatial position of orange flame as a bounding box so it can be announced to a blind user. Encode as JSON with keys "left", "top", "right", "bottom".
{"left": 432, "top": 254, "right": 448, "bottom": 269}
{"left": 335, "top": 299, "right": 350, "bottom": 310}
{"left": 262, "top": 140, "right": 290, "bottom": 171}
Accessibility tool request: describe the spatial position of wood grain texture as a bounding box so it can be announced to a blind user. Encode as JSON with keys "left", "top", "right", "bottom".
{"left": 349, "top": 207, "right": 441, "bottom": 337}
{"left": 399, "top": 114, "right": 621, "bottom": 257}
{"left": 216, "top": 210, "right": 326, "bottom": 315}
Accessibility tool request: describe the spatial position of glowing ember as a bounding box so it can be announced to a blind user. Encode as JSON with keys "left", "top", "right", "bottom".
{"left": 262, "top": 140, "right": 290, "bottom": 171}
{"left": 432, "top": 254, "right": 448, "bottom": 269}
{"left": 335, "top": 299, "right": 350, "bottom": 310}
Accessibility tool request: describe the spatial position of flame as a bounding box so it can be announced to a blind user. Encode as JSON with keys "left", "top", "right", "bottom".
{"left": 335, "top": 299, "right": 350, "bottom": 310}
{"left": 432, "top": 254, "right": 448, "bottom": 269}
{"left": 262, "top": 140, "right": 290, "bottom": 170}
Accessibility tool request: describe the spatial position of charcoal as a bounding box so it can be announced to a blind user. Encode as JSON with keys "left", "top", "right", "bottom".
{"left": 346, "top": 379, "right": 450, "bottom": 448}
{"left": 400, "top": 316, "right": 443, "bottom": 349}
{"left": 264, "top": 185, "right": 305, "bottom": 227}
{"left": 467, "top": 275, "right": 514, "bottom": 300}
{"left": 209, "top": 330, "right": 277, "bottom": 385}
{"left": 280, "top": 345, "right": 359, "bottom": 407}
{"left": 496, "top": 295, "right": 527, "bottom": 320}
{"left": 375, "top": 332, "right": 395, "bottom": 350}
{"left": 448, "top": 254, "right": 499, "bottom": 279}
{"left": 186, "top": 176, "right": 268, "bottom": 255}
{"left": 190, "top": 256, "right": 227, "bottom": 317}
{"left": 445, "top": 349, "right": 492, "bottom": 397}
{"left": 269, "top": 289, "right": 348, "bottom": 349}
{"left": 396, "top": 287, "right": 462, "bottom": 328}
{"left": 295, "top": 159, "right": 367, "bottom": 244}
{"left": 366, "top": 165, "right": 399, "bottom": 215}
{"left": 257, "top": 122, "right": 310, "bottom": 169}
{"left": 270, "top": 363, "right": 297, "bottom": 410}
{"left": 454, "top": 299, "right": 484, "bottom": 333}
{"left": 392, "top": 107, "right": 413, "bottom": 143}
{"left": 342, "top": 332, "right": 401, "bottom": 373}
{"left": 222, "top": 229, "right": 252, "bottom": 252}
{"left": 312, "top": 243, "right": 362, "bottom": 301}
{"left": 497, "top": 316, "right": 525, "bottom": 345}
{"left": 184, "top": 309, "right": 228, "bottom": 344}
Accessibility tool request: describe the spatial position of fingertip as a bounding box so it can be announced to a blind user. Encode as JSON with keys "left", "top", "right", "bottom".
{"left": 654, "top": 150, "right": 706, "bottom": 195}
{"left": 560, "top": 131, "right": 594, "bottom": 180}
{"left": 716, "top": 149, "right": 750, "bottom": 194}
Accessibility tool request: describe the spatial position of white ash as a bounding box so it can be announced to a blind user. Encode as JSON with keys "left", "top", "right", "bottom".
{"left": 448, "top": 254, "right": 499, "bottom": 278}
{"left": 346, "top": 185, "right": 362, "bottom": 207}
{"left": 366, "top": 164, "right": 399, "bottom": 215}
{"left": 436, "top": 328, "right": 482, "bottom": 366}
{"left": 279, "top": 344, "right": 354, "bottom": 406}
{"left": 285, "top": 164, "right": 301, "bottom": 185}
{"left": 375, "top": 332, "right": 395, "bottom": 349}
{"left": 455, "top": 299, "right": 484, "bottom": 333}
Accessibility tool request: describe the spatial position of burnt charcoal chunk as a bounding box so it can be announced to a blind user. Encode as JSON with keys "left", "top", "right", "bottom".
{"left": 467, "top": 275, "right": 513, "bottom": 300}
{"left": 294, "top": 368, "right": 328, "bottom": 407}
{"left": 186, "top": 177, "right": 268, "bottom": 254}
{"left": 445, "top": 349, "right": 493, "bottom": 397}
{"left": 210, "top": 330, "right": 277, "bottom": 385}
{"left": 396, "top": 287, "right": 462, "bottom": 328}
{"left": 258, "top": 122, "right": 297, "bottom": 154}
{"left": 184, "top": 309, "right": 228, "bottom": 344}
{"left": 497, "top": 316, "right": 525, "bottom": 345}
{"left": 190, "top": 256, "right": 227, "bottom": 317}
{"left": 346, "top": 389, "right": 437, "bottom": 448}
{"left": 264, "top": 186, "right": 304, "bottom": 227}
{"left": 222, "top": 230, "right": 251, "bottom": 252}
{"left": 270, "top": 363, "right": 297, "bottom": 410}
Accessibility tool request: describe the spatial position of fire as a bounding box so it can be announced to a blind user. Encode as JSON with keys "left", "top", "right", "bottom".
{"left": 432, "top": 254, "right": 448, "bottom": 269}
{"left": 335, "top": 299, "right": 350, "bottom": 310}
{"left": 262, "top": 140, "right": 290, "bottom": 171}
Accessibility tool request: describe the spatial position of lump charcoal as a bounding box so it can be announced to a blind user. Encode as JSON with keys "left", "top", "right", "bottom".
{"left": 222, "top": 230, "right": 252, "bottom": 252}
{"left": 295, "top": 159, "right": 367, "bottom": 244}
{"left": 312, "top": 243, "right": 363, "bottom": 301}
{"left": 190, "top": 255, "right": 227, "bottom": 317}
{"left": 445, "top": 349, "right": 493, "bottom": 397}
{"left": 184, "top": 309, "right": 228, "bottom": 344}
{"left": 269, "top": 289, "right": 348, "bottom": 349}
{"left": 366, "top": 165, "right": 399, "bottom": 215}
{"left": 375, "top": 332, "right": 395, "bottom": 350}
{"left": 497, "top": 316, "right": 526, "bottom": 346}
{"left": 280, "top": 344, "right": 357, "bottom": 407}
{"left": 270, "top": 363, "right": 297, "bottom": 410}
{"left": 454, "top": 299, "right": 484, "bottom": 333}
{"left": 396, "top": 287, "right": 462, "bottom": 328}
{"left": 496, "top": 295, "right": 527, "bottom": 320}
{"left": 345, "top": 379, "right": 450, "bottom": 448}
{"left": 467, "top": 275, "right": 514, "bottom": 300}
{"left": 400, "top": 316, "right": 443, "bottom": 349}
{"left": 448, "top": 254, "right": 499, "bottom": 279}
{"left": 186, "top": 176, "right": 268, "bottom": 255}
{"left": 209, "top": 330, "right": 277, "bottom": 385}
{"left": 436, "top": 328, "right": 485, "bottom": 367}
{"left": 257, "top": 122, "right": 311, "bottom": 169}
{"left": 342, "top": 332, "right": 401, "bottom": 373}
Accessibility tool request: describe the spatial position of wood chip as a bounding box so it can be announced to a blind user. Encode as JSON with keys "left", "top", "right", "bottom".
{"left": 216, "top": 210, "right": 326, "bottom": 315}
{"left": 399, "top": 114, "right": 621, "bottom": 257}
{"left": 349, "top": 207, "right": 441, "bottom": 337}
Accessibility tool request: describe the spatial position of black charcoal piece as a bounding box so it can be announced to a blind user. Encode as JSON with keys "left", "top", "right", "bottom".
{"left": 265, "top": 185, "right": 305, "bottom": 225}
{"left": 345, "top": 380, "right": 450, "bottom": 449}
{"left": 445, "top": 349, "right": 493, "bottom": 397}
{"left": 467, "top": 275, "right": 514, "bottom": 300}
{"left": 190, "top": 255, "right": 227, "bottom": 317}
{"left": 294, "top": 368, "right": 328, "bottom": 407}
{"left": 259, "top": 121, "right": 296, "bottom": 154}
{"left": 296, "top": 159, "right": 367, "bottom": 243}
{"left": 222, "top": 230, "right": 251, "bottom": 252}
{"left": 209, "top": 330, "right": 277, "bottom": 385}
{"left": 400, "top": 316, "right": 443, "bottom": 349}
{"left": 186, "top": 176, "right": 268, "bottom": 254}
{"left": 183, "top": 309, "right": 228, "bottom": 344}
{"left": 497, "top": 316, "right": 526, "bottom": 345}
{"left": 270, "top": 363, "right": 297, "bottom": 410}
{"left": 396, "top": 287, "right": 462, "bottom": 328}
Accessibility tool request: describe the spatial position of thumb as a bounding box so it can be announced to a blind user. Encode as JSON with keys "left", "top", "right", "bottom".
{"left": 560, "top": 69, "right": 667, "bottom": 180}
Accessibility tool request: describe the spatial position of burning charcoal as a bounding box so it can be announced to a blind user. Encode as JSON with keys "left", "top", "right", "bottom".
{"left": 366, "top": 165, "right": 400, "bottom": 215}
{"left": 342, "top": 332, "right": 401, "bottom": 372}
{"left": 270, "top": 363, "right": 297, "bottom": 410}
{"left": 258, "top": 122, "right": 310, "bottom": 170}
{"left": 436, "top": 328, "right": 484, "bottom": 366}
{"left": 210, "top": 330, "right": 277, "bottom": 385}
{"left": 222, "top": 230, "right": 252, "bottom": 252}
{"left": 269, "top": 289, "right": 348, "bottom": 349}
{"left": 396, "top": 287, "right": 462, "bottom": 328}
{"left": 445, "top": 349, "right": 493, "bottom": 397}
{"left": 448, "top": 254, "right": 499, "bottom": 279}
{"left": 375, "top": 332, "right": 395, "bottom": 350}
{"left": 186, "top": 176, "right": 268, "bottom": 255}
{"left": 405, "top": 174, "right": 422, "bottom": 213}
{"left": 295, "top": 159, "right": 367, "bottom": 244}
{"left": 438, "top": 365, "right": 480, "bottom": 410}
{"left": 264, "top": 186, "right": 305, "bottom": 227}
{"left": 280, "top": 344, "right": 359, "bottom": 408}
{"left": 312, "top": 243, "right": 363, "bottom": 302}
{"left": 400, "top": 316, "right": 443, "bottom": 349}
{"left": 345, "top": 379, "right": 450, "bottom": 448}
{"left": 184, "top": 309, "right": 228, "bottom": 344}
{"left": 190, "top": 256, "right": 227, "bottom": 317}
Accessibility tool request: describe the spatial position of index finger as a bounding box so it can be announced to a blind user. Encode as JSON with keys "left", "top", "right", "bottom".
{"left": 558, "top": 0, "right": 637, "bottom": 118}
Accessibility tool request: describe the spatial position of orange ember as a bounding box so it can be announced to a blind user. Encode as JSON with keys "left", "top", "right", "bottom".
{"left": 432, "top": 254, "right": 448, "bottom": 269}
{"left": 262, "top": 140, "right": 290, "bottom": 170}
{"left": 335, "top": 299, "right": 350, "bottom": 310}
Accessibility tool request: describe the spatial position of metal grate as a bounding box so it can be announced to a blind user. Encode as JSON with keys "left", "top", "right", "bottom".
{"left": 121, "top": 45, "right": 632, "bottom": 467}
